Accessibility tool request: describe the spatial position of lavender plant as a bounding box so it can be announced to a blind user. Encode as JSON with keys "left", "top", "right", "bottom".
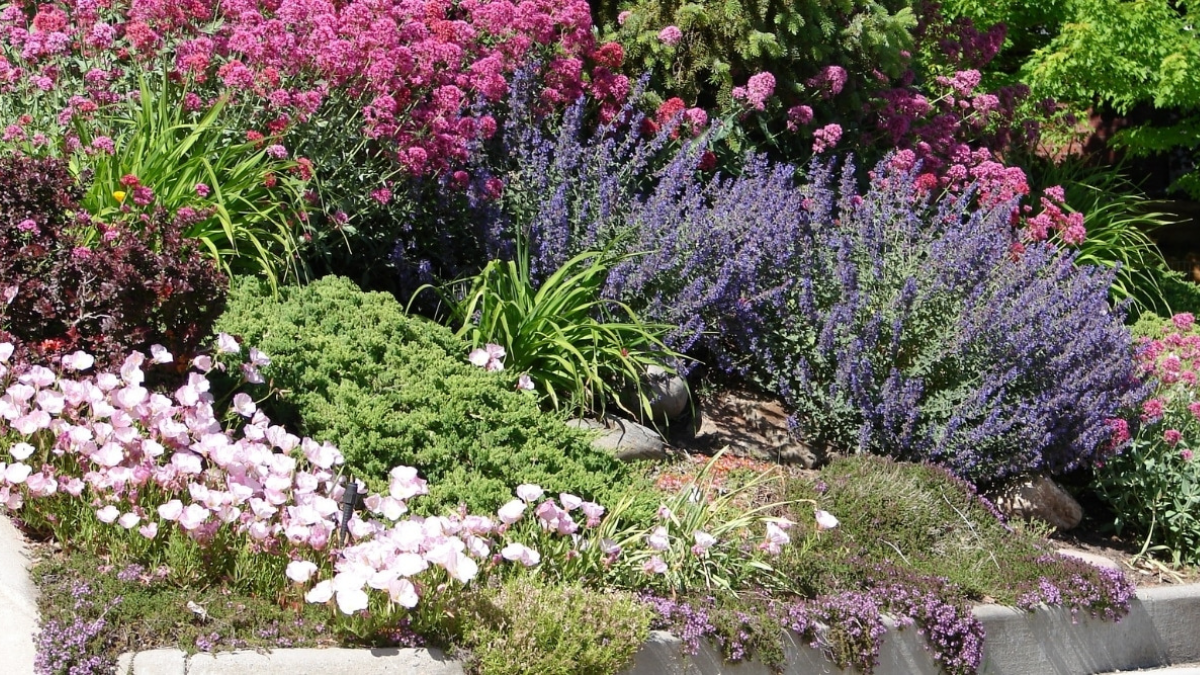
{"left": 763, "top": 159, "right": 1147, "bottom": 481}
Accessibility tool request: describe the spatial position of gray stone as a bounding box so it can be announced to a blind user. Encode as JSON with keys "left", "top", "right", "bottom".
{"left": 989, "top": 475, "right": 1084, "bottom": 531}
{"left": 127, "top": 649, "right": 187, "bottom": 675}
{"left": 1056, "top": 548, "right": 1123, "bottom": 572}
{"left": 0, "top": 515, "right": 39, "bottom": 675}
{"left": 644, "top": 365, "right": 690, "bottom": 421}
{"left": 186, "top": 648, "right": 463, "bottom": 675}
{"left": 567, "top": 416, "right": 668, "bottom": 461}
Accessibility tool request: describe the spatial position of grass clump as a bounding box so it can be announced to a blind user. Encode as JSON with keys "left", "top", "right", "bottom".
{"left": 450, "top": 577, "right": 651, "bottom": 675}
{"left": 214, "top": 275, "right": 652, "bottom": 514}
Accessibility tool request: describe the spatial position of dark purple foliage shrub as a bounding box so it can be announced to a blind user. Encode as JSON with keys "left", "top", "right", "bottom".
{"left": 766, "top": 158, "right": 1147, "bottom": 481}
{"left": 0, "top": 155, "right": 227, "bottom": 370}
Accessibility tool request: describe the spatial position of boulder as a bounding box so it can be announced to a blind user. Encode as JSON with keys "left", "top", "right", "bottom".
{"left": 990, "top": 476, "right": 1084, "bottom": 531}
{"left": 645, "top": 365, "right": 690, "bottom": 421}
{"left": 567, "top": 416, "right": 669, "bottom": 462}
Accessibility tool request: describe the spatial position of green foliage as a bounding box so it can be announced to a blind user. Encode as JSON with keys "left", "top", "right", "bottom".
{"left": 945, "top": 0, "right": 1200, "bottom": 198}
{"left": 214, "top": 275, "right": 650, "bottom": 513}
{"left": 449, "top": 578, "right": 651, "bottom": 675}
{"left": 73, "top": 73, "right": 308, "bottom": 290}
{"left": 1026, "top": 159, "right": 1175, "bottom": 316}
{"left": 441, "top": 242, "right": 684, "bottom": 416}
{"left": 601, "top": 0, "right": 916, "bottom": 107}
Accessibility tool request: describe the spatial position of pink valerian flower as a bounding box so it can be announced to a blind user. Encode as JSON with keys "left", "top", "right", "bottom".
{"left": 194, "top": 183, "right": 211, "bottom": 198}
{"left": 1183, "top": 449, "right": 1195, "bottom": 462}
{"left": 1164, "top": 429, "right": 1183, "bottom": 447}
{"left": 1174, "top": 313, "right": 1196, "bottom": 332}
{"left": 1142, "top": 398, "right": 1166, "bottom": 421}
{"left": 266, "top": 144, "right": 288, "bottom": 159}
{"left": 787, "top": 105, "right": 814, "bottom": 131}
{"left": 618, "top": 10, "right": 633, "bottom": 25}
{"left": 732, "top": 72, "right": 776, "bottom": 111}
{"left": 812, "top": 123, "right": 843, "bottom": 153}
{"left": 807, "top": 65, "right": 847, "bottom": 97}
{"left": 657, "top": 25, "right": 682, "bottom": 46}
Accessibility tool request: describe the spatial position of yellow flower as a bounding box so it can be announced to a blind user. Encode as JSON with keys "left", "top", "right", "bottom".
{"left": 112, "top": 190, "right": 126, "bottom": 203}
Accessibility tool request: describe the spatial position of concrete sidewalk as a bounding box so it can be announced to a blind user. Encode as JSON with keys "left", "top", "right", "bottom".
{"left": 0, "top": 515, "right": 38, "bottom": 675}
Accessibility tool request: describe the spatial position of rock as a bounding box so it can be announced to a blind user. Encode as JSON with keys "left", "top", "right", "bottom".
{"left": 619, "top": 365, "right": 691, "bottom": 423}
{"left": 645, "top": 365, "right": 690, "bottom": 421}
{"left": 674, "top": 390, "right": 823, "bottom": 467}
{"left": 567, "top": 416, "right": 669, "bottom": 462}
{"left": 1056, "top": 548, "right": 1123, "bottom": 572}
{"left": 990, "top": 476, "right": 1084, "bottom": 531}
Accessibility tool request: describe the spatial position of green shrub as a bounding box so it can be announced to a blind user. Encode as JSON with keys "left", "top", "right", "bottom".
{"left": 214, "top": 276, "right": 649, "bottom": 513}
{"left": 452, "top": 578, "right": 650, "bottom": 675}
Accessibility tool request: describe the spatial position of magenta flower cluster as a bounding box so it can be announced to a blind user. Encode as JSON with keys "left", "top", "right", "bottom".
{"left": 0, "top": 0, "right": 621, "bottom": 176}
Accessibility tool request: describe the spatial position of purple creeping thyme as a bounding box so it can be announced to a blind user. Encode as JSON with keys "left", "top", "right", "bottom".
{"left": 34, "top": 583, "right": 120, "bottom": 675}
{"left": 1016, "top": 556, "right": 1135, "bottom": 623}
{"left": 641, "top": 594, "right": 717, "bottom": 655}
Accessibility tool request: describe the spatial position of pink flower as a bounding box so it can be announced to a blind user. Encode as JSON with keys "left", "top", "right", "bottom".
{"left": 1143, "top": 398, "right": 1165, "bottom": 420}
{"left": 96, "top": 505, "right": 120, "bottom": 523}
{"left": 517, "top": 373, "right": 535, "bottom": 391}
{"left": 516, "top": 484, "right": 544, "bottom": 503}
{"left": 559, "top": 493, "right": 583, "bottom": 510}
{"left": 815, "top": 509, "right": 839, "bottom": 530}
{"left": 1164, "top": 429, "right": 1183, "bottom": 447}
{"left": 501, "top": 542, "right": 541, "bottom": 566}
{"left": 647, "top": 526, "right": 670, "bottom": 551}
{"left": 643, "top": 555, "right": 668, "bottom": 574}
{"left": 286, "top": 560, "right": 318, "bottom": 583}
{"left": 266, "top": 144, "right": 288, "bottom": 159}
{"left": 1183, "top": 449, "right": 1195, "bottom": 462}
{"left": 139, "top": 523, "right": 158, "bottom": 539}
{"left": 812, "top": 123, "right": 843, "bottom": 153}
{"left": 657, "top": 26, "right": 682, "bottom": 46}
{"left": 497, "top": 499, "right": 526, "bottom": 524}
{"left": 618, "top": 10, "right": 632, "bottom": 25}
{"left": 195, "top": 183, "right": 210, "bottom": 198}
{"left": 787, "top": 105, "right": 814, "bottom": 131}
{"left": 733, "top": 72, "right": 776, "bottom": 110}
{"left": 691, "top": 530, "right": 716, "bottom": 555}
{"left": 1174, "top": 313, "right": 1196, "bottom": 332}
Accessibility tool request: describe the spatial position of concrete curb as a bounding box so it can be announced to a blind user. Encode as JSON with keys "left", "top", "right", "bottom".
{"left": 0, "top": 515, "right": 39, "bottom": 675}
{"left": 109, "top": 584, "right": 1200, "bottom": 675}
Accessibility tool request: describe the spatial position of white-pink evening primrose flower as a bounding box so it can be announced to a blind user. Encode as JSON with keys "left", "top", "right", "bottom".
{"left": 815, "top": 509, "right": 839, "bottom": 531}
{"left": 643, "top": 556, "right": 668, "bottom": 574}
{"left": 515, "top": 484, "right": 543, "bottom": 503}
{"left": 647, "top": 526, "right": 670, "bottom": 551}
{"left": 501, "top": 542, "right": 541, "bottom": 566}
{"left": 287, "top": 560, "right": 318, "bottom": 583}
{"left": 216, "top": 333, "right": 240, "bottom": 354}
{"left": 96, "top": 505, "right": 119, "bottom": 523}
{"left": 497, "top": 499, "right": 526, "bottom": 524}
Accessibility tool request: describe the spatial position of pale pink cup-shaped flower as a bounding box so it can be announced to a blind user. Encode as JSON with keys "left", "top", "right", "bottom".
{"left": 815, "top": 509, "right": 839, "bottom": 531}
{"left": 497, "top": 499, "right": 526, "bottom": 524}
{"left": 287, "top": 560, "right": 318, "bottom": 583}
{"left": 516, "top": 484, "right": 544, "bottom": 502}
{"left": 647, "top": 526, "right": 670, "bottom": 551}
{"left": 643, "top": 555, "right": 668, "bottom": 574}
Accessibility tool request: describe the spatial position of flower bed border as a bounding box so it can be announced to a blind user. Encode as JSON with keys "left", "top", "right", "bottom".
{"left": 107, "top": 583, "right": 1200, "bottom": 675}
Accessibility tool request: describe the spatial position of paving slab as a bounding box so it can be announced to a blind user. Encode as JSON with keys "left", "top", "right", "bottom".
{"left": 0, "top": 514, "right": 39, "bottom": 675}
